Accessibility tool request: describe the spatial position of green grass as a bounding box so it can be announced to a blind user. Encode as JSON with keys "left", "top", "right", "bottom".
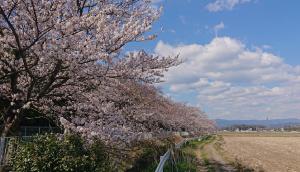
{"left": 201, "top": 151, "right": 215, "bottom": 172}
{"left": 164, "top": 160, "right": 197, "bottom": 172}
{"left": 137, "top": 162, "right": 158, "bottom": 172}
{"left": 133, "top": 136, "right": 217, "bottom": 172}
{"left": 164, "top": 135, "right": 216, "bottom": 172}
{"left": 192, "top": 135, "right": 217, "bottom": 172}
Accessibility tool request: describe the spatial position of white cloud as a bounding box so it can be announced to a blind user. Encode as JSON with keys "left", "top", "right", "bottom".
{"left": 150, "top": 0, "right": 163, "bottom": 3}
{"left": 206, "top": 0, "right": 252, "bottom": 12}
{"left": 170, "top": 29, "right": 176, "bottom": 33}
{"left": 262, "top": 45, "right": 272, "bottom": 50}
{"left": 155, "top": 37, "right": 300, "bottom": 119}
{"left": 150, "top": 0, "right": 163, "bottom": 8}
{"left": 213, "top": 22, "right": 225, "bottom": 37}
{"left": 179, "top": 15, "right": 187, "bottom": 25}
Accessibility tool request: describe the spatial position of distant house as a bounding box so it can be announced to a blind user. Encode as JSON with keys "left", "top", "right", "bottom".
{"left": 224, "top": 124, "right": 266, "bottom": 132}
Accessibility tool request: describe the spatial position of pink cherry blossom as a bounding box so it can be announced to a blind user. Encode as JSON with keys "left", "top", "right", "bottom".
{"left": 0, "top": 0, "right": 215, "bottom": 145}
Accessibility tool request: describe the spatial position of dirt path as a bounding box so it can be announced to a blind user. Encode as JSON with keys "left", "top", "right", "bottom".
{"left": 194, "top": 136, "right": 237, "bottom": 172}
{"left": 205, "top": 142, "right": 237, "bottom": 172}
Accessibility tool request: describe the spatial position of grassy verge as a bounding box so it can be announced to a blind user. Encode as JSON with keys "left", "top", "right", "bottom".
{"left": 130, "top": 136, "right": 217, "bottom": 172}
{"left": 197, "top": 135, "right": 216, "bottom": 171}
{"left": 164, "top": 135, "right": 216, "bottom": 172}
{"left": 201, "top": 151, "right": 215, "bottom": 172}
{"left": 213, "top": 135, "right": 257, "bottom": 172}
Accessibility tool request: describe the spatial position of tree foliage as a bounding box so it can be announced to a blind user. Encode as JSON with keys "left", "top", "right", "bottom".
{"left": 0, "top": 0, "right": 215, "bottom": 144}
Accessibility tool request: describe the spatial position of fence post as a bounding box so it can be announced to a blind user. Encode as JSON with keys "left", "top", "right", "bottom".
{"left": 0, "top": 138, "right": 6, "bottom": 166}
{"left": 154, "top": 137, "right": 202, "bottom": 172}
{"left": 160, "top": 156, "right": 164, "bottom": 172}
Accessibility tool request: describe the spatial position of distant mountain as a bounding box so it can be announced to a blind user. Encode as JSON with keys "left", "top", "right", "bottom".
{"left": 215, "top": 118, "right": 300, "bottom": 128}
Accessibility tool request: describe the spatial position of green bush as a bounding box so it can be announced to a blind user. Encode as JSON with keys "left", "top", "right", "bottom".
{"left": 12, "top": 134, "right": 112, "bottom": 172}
{"left": 126, "top": 139, "right": 171, "bottom": 172}
{"left": 164, "top": 161, "right": 197, "bottom": 172}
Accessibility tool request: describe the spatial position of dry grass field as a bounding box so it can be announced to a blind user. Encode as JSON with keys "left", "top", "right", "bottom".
{"left": 221, "top": 132, "right": 300, "bottom": 172}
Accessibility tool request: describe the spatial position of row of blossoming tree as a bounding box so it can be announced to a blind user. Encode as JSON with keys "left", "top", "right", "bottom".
{"left": 0, "top": 0, "right": 215, "bottom": 145}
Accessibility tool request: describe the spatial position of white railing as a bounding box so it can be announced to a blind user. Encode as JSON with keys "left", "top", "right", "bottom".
{"left": 154, "top": 137, "right": 201, "bottom": 172}
{"left": 154, "top": 149, "right": 171, "bottom": 172}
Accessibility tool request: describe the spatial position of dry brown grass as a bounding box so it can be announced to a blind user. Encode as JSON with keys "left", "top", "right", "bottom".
{"left": 221, "top": 133, "right": 300, "bottom": 172}
{"left": 220, "top": 131, "right": 300, "bottom": 137}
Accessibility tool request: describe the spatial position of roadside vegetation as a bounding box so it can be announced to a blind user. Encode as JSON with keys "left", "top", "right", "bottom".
{"left": 166, "top": 136, "right": 215, "bottom": 172}
{"left": 157, "top": 135, "right": 256, "bottom": 172}
{"left": 126, "top": 138, "right": 173, "bottom": 172}
{"left": 9, "top": 134, "right": 113, "bottom": 172}
{"left": 5, "top": 134, "right": 179, "bottom": 171}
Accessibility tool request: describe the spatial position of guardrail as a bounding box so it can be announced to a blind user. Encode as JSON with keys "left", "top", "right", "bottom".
{"left": 155, "top": 149, "right": 171, "bottom": 172}
{"left": 154, "top": 137, "right": 201, "bottom": 172}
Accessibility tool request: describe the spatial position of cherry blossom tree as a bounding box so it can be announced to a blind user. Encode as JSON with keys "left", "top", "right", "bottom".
{"left": 134, "top": 85, "right": 215, "bottom": 134}
{"left": 0, "top": 0, "right": 215, "bottom": 144}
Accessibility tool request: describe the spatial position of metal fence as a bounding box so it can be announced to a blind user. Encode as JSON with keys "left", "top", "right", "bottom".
{"left": 0, "top": 128, "right": 200, "bottom": 170}
{"left": 0, "top": 136, "right": 34, "bottom": 167}
{"left": 0, "top": 126, "right": 61, "bottom": 167}
{"left": 19, "top": 126, "right": 61, "bottom": 136}
{"left": 154, "top": 137, "right": 200, "bottom": 172}
{"left": 0, "top": 126, "right": 62, "bottom": 137}
{"left": 155, "top": 150, "right": 171, "bottom": 172}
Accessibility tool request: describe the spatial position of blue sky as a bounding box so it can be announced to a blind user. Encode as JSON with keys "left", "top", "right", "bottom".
{"left": 131, "top": 0, "right": 300, "bottom": 120}
{"left": 144, "top": 0, "right": 300, "bottom": 63}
